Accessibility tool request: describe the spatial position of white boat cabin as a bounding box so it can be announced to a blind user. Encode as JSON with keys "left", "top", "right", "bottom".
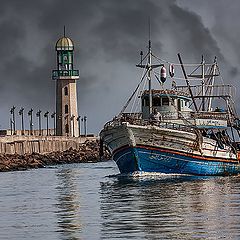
{"left": 141, "top": 89, "right": 228, "bottom": 129}
{"left": 141, "top": 89, "right": 192, "bottom": 119}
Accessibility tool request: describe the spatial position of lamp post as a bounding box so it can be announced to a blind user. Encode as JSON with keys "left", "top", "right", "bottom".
{"left": 84, "top": 116, "right": 87, "bottom": 137}
{"left": 28, "top": 108, "right": 33, "bottom": 135}
{"left": 77, "top": 116, "right": 81, "bottom": 137}
{"left": 10, "top": 118, "right": 13, "bottom": 135}
{"left": 70, "top": 115, "right": 75, "bottom": 137}
{"left": 10, "top": 106, "right": 16, "bottom": 135}
{"left": 36, "top": 110, "right": 42, "bottom": 136}
{"left": 19, "top": 107, "right": 24, "bottom": 135}
{"left": 51, "top": 112, "right": 56, "bottom": 136}
{"left": 81, "top": 117, "right": 84, "bottom": 137}
{"left": 44, "top": 111, "right": 49, "bottom": 136}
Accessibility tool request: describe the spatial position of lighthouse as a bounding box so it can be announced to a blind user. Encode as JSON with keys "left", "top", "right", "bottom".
{"left": 52, "top": 32, "right": 79, "bottom": 137}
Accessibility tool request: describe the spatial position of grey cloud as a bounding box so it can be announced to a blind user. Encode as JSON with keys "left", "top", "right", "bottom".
{"left": 0, "top": 0, "right": 238, "bottom": 133}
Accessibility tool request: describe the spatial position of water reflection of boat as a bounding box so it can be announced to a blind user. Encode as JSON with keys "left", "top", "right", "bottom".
{"left": 99, "top": 175, "right": 238, "bottom": 239}
{"left": 100, "top": 37, "right": 240, "bottom": 176}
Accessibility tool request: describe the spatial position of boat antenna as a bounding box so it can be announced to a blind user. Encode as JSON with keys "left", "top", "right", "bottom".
{"left": 63, "top": 25, "right": 66, "bottom": 37}
{"left": 135, "top": 18, "right": 163, "bottom": 115}
{"left": 140, "top": 51, "right": 143, "bottom": 66}
{"left": 147, "top": 17, "right": 153, "bottom": 114}
{"left": 201, "top": 55, "right": 205, "bottom": 111}
{"left": 148, "top": 17, "right": 151, "bottom": 49}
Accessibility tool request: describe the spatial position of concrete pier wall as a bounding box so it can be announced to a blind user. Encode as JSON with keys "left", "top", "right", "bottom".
{"left": 0, "top": 136, "right": 98, "bottom": 155}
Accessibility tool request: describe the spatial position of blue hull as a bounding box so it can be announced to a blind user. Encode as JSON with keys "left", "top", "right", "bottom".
{"left": 113, "top": 145, "right": 240, "bottom": 176}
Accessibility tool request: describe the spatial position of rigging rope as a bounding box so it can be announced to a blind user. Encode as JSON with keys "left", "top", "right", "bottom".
{"left": 118, "top": 64, "right": 148, "bottom": 117}
{"left": 151, "top": 53, "right": 214, "bottom": 67}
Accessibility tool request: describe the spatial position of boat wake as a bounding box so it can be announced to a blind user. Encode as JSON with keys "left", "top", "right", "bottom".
{"left": 107, "top": 171, "right": 191, "bottom": 180}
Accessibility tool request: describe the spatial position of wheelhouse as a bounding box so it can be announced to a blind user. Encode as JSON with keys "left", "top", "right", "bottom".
{"left": 141, "top": 89, "right": 192, "bottom": 119}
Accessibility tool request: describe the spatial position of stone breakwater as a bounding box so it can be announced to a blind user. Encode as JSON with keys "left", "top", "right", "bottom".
{"left": 0, "top": 140, "right": 110, "bottom": 172}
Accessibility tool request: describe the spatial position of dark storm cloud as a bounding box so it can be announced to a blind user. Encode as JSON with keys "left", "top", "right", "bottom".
{"left": 0, "top": 0, "right": 238, "bottom": 132}
{"left": 0, "top": 20, "right": 24, "bottom": 57}
{"left": 168, "top": 4, "right": 223, "bottom": 62}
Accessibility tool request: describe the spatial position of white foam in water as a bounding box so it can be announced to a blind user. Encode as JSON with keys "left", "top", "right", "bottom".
{"left": 108, "top": 171, "right": 191, "bottom": 179}
{"left": 131, "top": 171, "right": 189, "bottom": 179}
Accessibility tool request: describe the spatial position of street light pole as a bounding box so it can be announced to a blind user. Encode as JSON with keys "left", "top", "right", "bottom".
{"left": 36, "top": 110, "right": 42, "bottom": 136}
{"left": 70, "top": 115, "right": 75, "bottom": 137}
{"left": 19, "top": 107, "right": 24, "bottom": 135}
{"left": 28, "top": 108, "right": 33, "bottom": 135}
{"left": 77, "top": 116, "right": 81, "bottom": 137}
{"left": 10, "top": 106, "right": 16, "bottom": 135}
{"left": 51, "top": 112, "right": 56, "bottom": 136}
{"left": 84, "top": 116, "right": 87, "bottom": 137}
{"left": 10, "top": 118, "right": 13, "bottom": 135}
{"left": 44, "top": 111, "right": 49, "bottom": 136}
{"left": 81, "top": 117, "right": 84, "bottom": 137}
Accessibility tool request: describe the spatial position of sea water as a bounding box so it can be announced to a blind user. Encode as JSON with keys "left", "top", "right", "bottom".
{"left": 0, "top": 161, "right": 240, "bottom": 239}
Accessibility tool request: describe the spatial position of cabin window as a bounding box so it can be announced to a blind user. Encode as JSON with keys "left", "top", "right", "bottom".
{"left": 162, "top": 98, "right": 169, "bottom": 106}
{"left": 185, "top": 101, "right": 188, "bottom": 107}
{"left": 65, "top": 104, "right": 68, "bottom": 114}
{"left": 153, "top": 97, "right": 161, "bottom": 106}
{"left": 64, "top": 86, "right": 68, "bottom": 96}
{"left": 181, "top": 100, "right": 183, "bottom": 107}
{"left": 65, "top": 124, "right": 69, "bottom": 134}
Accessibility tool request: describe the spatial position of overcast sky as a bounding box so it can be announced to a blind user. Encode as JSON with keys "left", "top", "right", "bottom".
{"left": 1, "top": 0, "right": 240, "bottom": 134}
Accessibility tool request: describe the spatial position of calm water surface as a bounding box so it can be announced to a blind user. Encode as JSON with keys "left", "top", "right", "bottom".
{"left": 0, "top": 161, "right": 240, "bottom": 239}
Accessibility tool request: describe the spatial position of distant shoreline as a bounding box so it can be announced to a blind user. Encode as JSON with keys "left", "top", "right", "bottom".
{"left": 0, "top": 140, "right": 111, "bottom": 172}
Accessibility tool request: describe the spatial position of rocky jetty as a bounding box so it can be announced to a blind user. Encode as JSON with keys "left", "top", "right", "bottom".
{"left": 0, "top": 140, "right": 111, "bottom": 172}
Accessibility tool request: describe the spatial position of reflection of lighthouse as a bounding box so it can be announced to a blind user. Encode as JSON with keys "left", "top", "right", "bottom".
{"left": 55, "top": 168, "right": 81, "bottom": 238}
{"left": 52, "top": 31, "right": 79, "bottom": 136}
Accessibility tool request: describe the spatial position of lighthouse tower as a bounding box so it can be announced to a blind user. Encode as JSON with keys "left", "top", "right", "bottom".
{"left": 52, "top": 33, "right": 79, "bottom": 137}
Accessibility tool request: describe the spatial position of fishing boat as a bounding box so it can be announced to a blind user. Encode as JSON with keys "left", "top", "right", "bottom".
{"left": 100, "top": 38, "right": 240, "bottom": 176}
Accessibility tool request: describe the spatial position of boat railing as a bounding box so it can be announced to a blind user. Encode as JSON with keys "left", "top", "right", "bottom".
{"left": 175, "top": 84, "right": 235, "bottom": 98}
{"left": 104, "top": 113, "right": 197, "bottom": 133}
{"left": 121, "top": 112, "right": 142, "bottom": 120}
{"left": 161, "top": 112, "right": 178, "bottom": 119}
{"left": 104, "top": 110, "right": 232, "bottom": 130}
{"left": 103, "top": 113, "right": 142, "bottom": 128}
{"left": 161, "top": 111, "right": 192, "bottom": 120}
{"left": 192, "top": 111, "right": 229, "bottom": 120}
{"left": 157, "top": 122, "right": 196, "bottom": 133}
{"left": 143, "top": 89, "right": 190, "bottom": 97}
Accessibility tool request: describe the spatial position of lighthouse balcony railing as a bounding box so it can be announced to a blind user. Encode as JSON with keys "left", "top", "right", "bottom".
{"left": 52, "top": 70, "right": 79, "bottom": 79}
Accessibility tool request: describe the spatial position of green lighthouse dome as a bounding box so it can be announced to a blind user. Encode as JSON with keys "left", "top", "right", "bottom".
{"left": 56, "top": 37, "right": 74, "bottom": 51}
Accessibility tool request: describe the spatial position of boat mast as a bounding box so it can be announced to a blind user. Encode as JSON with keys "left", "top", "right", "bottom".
{"left": 201, "top": 55, "right": 205, "bottom": 111}
{"left": 148, "top": 39, "right": 153, "bottom": 115}
{"left": 207, "top": 57, "right": 217, "bottom": 111}
{"left": 135, "top": 21, "right": 163, "bottom": 116}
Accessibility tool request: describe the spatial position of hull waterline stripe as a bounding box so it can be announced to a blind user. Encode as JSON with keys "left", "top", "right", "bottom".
{"left": 138, "top": 150, "right": 236, "bottom": 167}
